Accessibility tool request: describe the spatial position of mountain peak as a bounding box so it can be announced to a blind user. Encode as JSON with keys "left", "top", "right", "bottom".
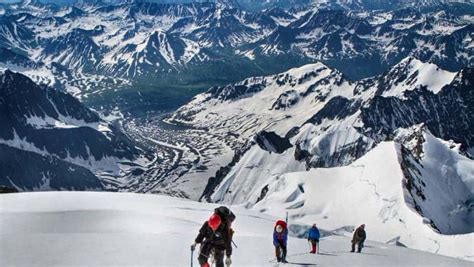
{"left": 284, "top": 61, "right": 334, "bottom": 78}
{"left": 216, "top": 0, "right": 240, "bottom": 9}
{"left": 21, "top": 0, "right": 41, "bottom": 7}
{"left": 378, "top": 56, "right": 457, "bottom": 98}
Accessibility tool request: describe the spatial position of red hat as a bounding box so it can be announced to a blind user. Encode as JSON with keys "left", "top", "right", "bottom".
{"left": 275, "top": 220, "right": 287, "bottom": 230}
{"left": 208, "top": 214, "right": 222, "bottom": 231}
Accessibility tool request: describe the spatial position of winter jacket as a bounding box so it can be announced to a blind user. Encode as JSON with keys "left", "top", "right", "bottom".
{"left": 308, "top": 226, "right": 320, "bottom": 241}
{"left": 195, "top": 222, "right": 233, "bottom": 256}
{"left": 352, "top": 226, "right": 366, "bottom": 243}
{"left": 273, "top": 230, "right": 288, "bottom": 247}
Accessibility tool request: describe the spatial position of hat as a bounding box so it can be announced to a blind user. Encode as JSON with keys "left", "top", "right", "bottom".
{"left": 208, "top": 214, "right": 222, "bottom": 231}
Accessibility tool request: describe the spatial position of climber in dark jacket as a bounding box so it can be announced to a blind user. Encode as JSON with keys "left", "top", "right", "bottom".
{"left": 192, "top": 213, "right": 233, "bottom": 267}
{"left": 351, "top": 224, "right": 366, "bottom": 253}
{"left": 307, "top": 224, "right": 320, "bottom": 254}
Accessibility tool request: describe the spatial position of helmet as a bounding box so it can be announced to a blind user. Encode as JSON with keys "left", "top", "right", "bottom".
{"left": 312, "top": 224, "right": 317, "bottom": 227}
{"left": 208, "top": 214, "right": 222, "bottom": 231}
{"left": 276, "top": 225, "right": 283, "bottom": 233}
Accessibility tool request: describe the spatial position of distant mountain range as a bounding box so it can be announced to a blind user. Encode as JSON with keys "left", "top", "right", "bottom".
{"left": 5, "top": 1, "right": 473, "bottom": 11}
{"left": 0, "top": 0, "right": 471, "bottom": 114}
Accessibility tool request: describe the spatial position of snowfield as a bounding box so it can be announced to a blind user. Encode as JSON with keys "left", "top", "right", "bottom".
{"left": 0, "top": 192, "right": 472, "bottom": 266}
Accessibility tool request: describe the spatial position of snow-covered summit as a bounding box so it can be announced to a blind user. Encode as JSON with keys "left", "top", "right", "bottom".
{"left": 378, "top": 56, "right": 458, "bottom": 98}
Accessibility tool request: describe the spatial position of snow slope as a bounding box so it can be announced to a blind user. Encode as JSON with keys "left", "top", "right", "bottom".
{"left": 0, "top": 192, "right": 472, "bottom": 266}
{"left": 239, "top": 142, "right": 474, "bottom": 259}
{"left": 380, "top": 57, "right": 457, "bottom": 98}
{"left": 211, "top": 132, "right": 474, "bottom": 260}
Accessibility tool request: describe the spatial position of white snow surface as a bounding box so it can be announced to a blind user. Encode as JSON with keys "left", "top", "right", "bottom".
{"left": 0, "top": 192, "right": 472, "bottom": 266}
{"left": 212, "top": 144, "right": 306, "bottom": 204}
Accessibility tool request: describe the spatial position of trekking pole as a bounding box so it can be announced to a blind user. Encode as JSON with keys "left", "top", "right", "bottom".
{"left": 190, "top": 247, "right": 194, "bottom": 267}
{"left": 318, "top": 242, "right": 320, "bottom": 254}
{"left": 285, "top": 212, "right": 288, "bottom": 225}
{"left": 210, "top": 248, "right": 216, "bottom": 266}
{"left": 232, "top": 240, "right": 238, "bottom": 248}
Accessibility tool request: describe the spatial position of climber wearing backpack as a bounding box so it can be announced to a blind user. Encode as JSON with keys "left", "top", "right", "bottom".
{"left": 191, "top": 206, "right": 235, "bottom": 267}
{"left": 307, "top": 224, "right": 320, "bottom": 254}
{"left": 351, "top": 224, "right": 366, "bottom": 253}
{"left": 273, "top": 220, "right": 288, "bottom": 263}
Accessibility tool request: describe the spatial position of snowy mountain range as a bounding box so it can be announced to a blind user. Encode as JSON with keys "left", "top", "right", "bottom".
{"left": 0, "top": 0, "right": 471, "bottom": 108}
{"left": 6, "top": 1, "right": 472, "bottom": 10}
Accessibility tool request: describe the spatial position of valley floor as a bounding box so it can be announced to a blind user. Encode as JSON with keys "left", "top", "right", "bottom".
{"left": 0, "top": 192, "right": 471, "bottom": 266}
{"left": 120, "top": 114, "right": 234, "bottom": 199}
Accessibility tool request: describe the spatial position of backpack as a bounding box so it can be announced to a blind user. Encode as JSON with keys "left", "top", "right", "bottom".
{"left": 214, "top": 206, "right": 236, "bottom": 228}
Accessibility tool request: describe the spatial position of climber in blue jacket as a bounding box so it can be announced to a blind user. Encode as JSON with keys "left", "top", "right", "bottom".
{"left": 307, "top": 224, "right": 320, "bottom": 254}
